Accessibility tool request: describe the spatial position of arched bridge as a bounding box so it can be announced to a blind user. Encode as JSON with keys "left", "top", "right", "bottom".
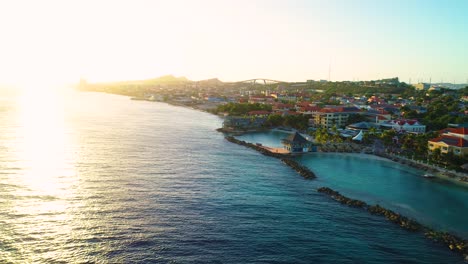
{"left": 235, "top": 78, "right": 289, "bottom": 85}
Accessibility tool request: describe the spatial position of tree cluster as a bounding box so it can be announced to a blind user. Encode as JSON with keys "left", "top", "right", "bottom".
{"left": 264, "top": 114, "right": 309, "bottom": 130}
{"left": 212, "top": 103, "right": 272, "bottom": 115}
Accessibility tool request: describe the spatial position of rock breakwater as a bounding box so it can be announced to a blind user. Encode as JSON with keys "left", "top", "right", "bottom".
{"left": 225, "top": 136, "right": 316, "bottom": 179}
{"left": 317, "top": 186, "right": 468, "bottom": 258}
{"left": 317, "top": 187, "right": 367, "bottom": 208}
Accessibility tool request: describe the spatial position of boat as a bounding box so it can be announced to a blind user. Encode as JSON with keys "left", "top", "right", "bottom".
{"left": 423, "top": 173, "right": 435, "bottom": 179}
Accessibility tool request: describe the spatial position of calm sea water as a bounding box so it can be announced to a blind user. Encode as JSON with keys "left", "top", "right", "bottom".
{"left": 0, "top": 91, "right": 466, "bottom": 263}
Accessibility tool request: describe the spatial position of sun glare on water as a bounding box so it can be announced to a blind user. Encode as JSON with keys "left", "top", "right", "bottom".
{"left": 13, "top": 84, "right": 77, "bottom": 199}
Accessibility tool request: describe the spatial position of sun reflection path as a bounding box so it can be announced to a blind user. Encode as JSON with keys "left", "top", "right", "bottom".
{"left": 3, "top": 88, "right": 80, "bottom": 261}
{"left": 14, "top": 88, "right": 77, "bottom": 196}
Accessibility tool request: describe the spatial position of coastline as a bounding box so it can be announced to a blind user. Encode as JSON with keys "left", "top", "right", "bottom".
{"left": 127, "top": 93, "right": 468, "bottom": 185}
{"left": 92, "top": 91, "right": 468, "bottom": 261}
{"left": 374, "top": 152, "right": 468, "bottom": 186}
{"left": 124, "top": 92, "right": 468, "bottom": 185}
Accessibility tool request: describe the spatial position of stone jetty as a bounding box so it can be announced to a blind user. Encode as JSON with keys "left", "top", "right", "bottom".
{"left": 367, "top": 204, "right": 421, "bottom": 231}
{"left": 281, "top": 159, "right": 316, "bottom": 179}
{"left": 317, "top": 187, "right": 367, "bottom": 207}
{"left": 225, "top": 136, "right": 316, "bottom": 179}
{"left": 317, "top": 186, "right": 468, "bottom": 258}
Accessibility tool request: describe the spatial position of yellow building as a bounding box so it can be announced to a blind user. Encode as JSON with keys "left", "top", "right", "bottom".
{"left": 428, "top": 128, "right": 468, "bottom": 156}
{"left": 312, "top": 106, "right": 360, "bottom": 128}
{"left": 413, "top": 83, "right": 430, "bottom": 90}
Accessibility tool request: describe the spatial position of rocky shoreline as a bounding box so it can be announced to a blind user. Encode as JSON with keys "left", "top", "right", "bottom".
{"left": 225, "top": 136, "right": 316, "bottom": 179}
{"left": 318, "top": 187, "right": 468, "bottom": 259}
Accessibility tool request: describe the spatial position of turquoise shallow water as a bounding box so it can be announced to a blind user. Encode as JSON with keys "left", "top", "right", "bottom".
{"left": 239, "top": 131, "right": 468, "bottom": 238}
{"left": 0, "top": 92, "right": 466, "bottom": 263}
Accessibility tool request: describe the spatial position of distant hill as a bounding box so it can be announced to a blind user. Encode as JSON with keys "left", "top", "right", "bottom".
{"left": 143, "top": 75, "right": 190, "bottom": 85}
{"left": 97, "top": 75, "right": 191, "bottom": 86}
{"left": 196, "top": 78, "right": 224, "bottom": 86}
{"left": 430, "top": 83, "right": 467, "bottom": 90}
{"left": 77, "top": 75, "right": 230, "bottom": 95}
{"left": 82, "top": 75, "right": 231, "bottom": 87}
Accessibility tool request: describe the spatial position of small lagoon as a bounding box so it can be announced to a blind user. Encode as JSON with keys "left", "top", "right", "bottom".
{"left": 237, "top": 131, "right": 468, "bottom": 238}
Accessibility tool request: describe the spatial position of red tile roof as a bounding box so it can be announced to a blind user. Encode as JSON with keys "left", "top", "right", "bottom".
{"left": 429, "top": 135, "right": 468, "bottom": 147}
{"left": 452, "top": 127, "right": 468, "bottom": 135}
{"left": 296, "top": 101, "right": 312, "bottom": 107}
{"left": 319, "top": 106, "right": 360, "bottom": 113}
{"left": 439, "top": 127, "right": 468, "bottom": 135}
{"left": 272, "top": 103, "right": 293, "bottom": 109}
{"left": 438, "top": 128, "right": 456, "bottom": 134}
{"left": 387, "top": 119, "right": 420, "bottom": 126}
{"left": 300, "top": 106, "right": 321, "bottom": 112}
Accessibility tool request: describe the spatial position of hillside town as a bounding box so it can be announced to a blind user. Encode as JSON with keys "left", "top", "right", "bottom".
{"left": 79, "top": 76, "right": 468, "bottom": 174}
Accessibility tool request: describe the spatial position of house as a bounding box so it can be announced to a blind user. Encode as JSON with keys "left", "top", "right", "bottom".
{"left": 379, "top": 119, "right": 426, "bottom": 133}
{"left": 281, "top": 132, "right": 314, "bottom": 153}
{"left": 428, "top": 127, "right": 468, "bottom": 156}
{"left": 311, "top": 106, "right": 361, "bottom": 128}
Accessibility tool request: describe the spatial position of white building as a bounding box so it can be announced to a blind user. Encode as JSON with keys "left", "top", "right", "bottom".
{"left": 379, "top": 119, "right": 426, "bottom": 133}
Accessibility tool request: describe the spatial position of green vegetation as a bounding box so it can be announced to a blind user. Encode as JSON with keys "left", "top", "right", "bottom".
{"left": 423, "top": 95, "right": 467, "bottom": 130}
{"left": 397, "top": 87, "right": 468, "bottom": 131}
{"left": 308, "top": 81, "right": 409, "bottom": 96}
{"left": 311, "top": 126, "right": 344, "bottom": 144}
{"left": 264, "top": 114, "right": 309, "bottom": 130}
{"left": 211, "top": 103, "right": 272, "bottom": 115}
{"left": 377, "top": 130, "right": 466, "bottom": 171}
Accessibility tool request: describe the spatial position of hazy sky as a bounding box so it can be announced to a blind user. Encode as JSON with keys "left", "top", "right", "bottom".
{"left": 0, "top": 0, "right": 467, "bottom": 86}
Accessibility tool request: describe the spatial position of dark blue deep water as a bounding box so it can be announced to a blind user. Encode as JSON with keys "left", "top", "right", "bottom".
{"left": 0, "top": 92, "right": 466, "bottom": 263}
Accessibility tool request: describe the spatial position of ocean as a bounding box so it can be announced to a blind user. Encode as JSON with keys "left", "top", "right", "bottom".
{"left": 0, "top": 91, "right": 466, "bottom": 263}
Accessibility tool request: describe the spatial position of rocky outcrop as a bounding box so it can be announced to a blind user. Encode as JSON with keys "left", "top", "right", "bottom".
{"left": 317, "top": 186, "right": 468, "bottom": 258}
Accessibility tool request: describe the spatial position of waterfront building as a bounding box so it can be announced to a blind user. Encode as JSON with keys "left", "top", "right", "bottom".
{"left": 281, "top": 132, "right": 314, "bottom": 153}
{"left": 428, "top": 127, "right": 468, "bottom": 156}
